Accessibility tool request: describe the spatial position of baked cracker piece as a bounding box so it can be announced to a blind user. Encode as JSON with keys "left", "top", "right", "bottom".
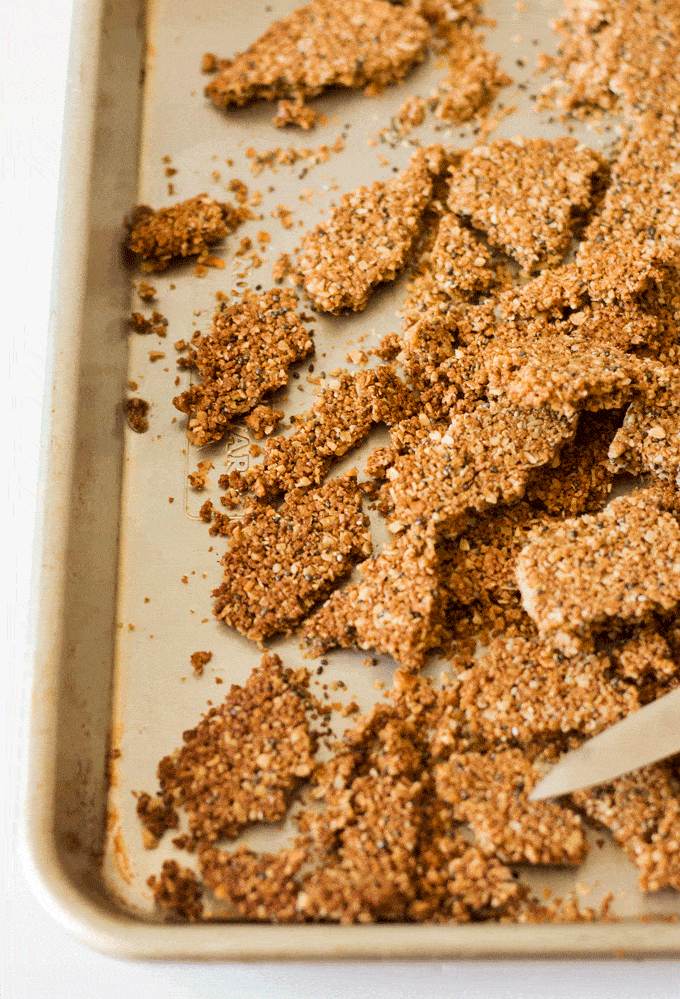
{"left": 451, "top": 637, "right": 641, "bottom": 747}
{"left": 298, "top": 146, "right": 446, "bottom": 313}
{"left": 173, "top": 288, "right": 313, "bottom": 446}
{"left": 525, "top": 409, "right": 618, "bottom": 517}
{"left": 439, "top": 501, "right": 548, "bottom": 641}
{"left": 245, "top": 367, "right": 416, "bottom": 499}
{"left": 213, "top": 472, "right": 372, "bottom": 643}
{"left": 447, "top": 137, "right": 606, "bottom": 273}
{"left": 516, "top": 489, "right": 680, "bottom": 654}
{"left": 199, "top": 845, "right": 305, "bottom": 923}
{"left": 301, "top": 524, "right": 450, "bottom": 671}
{"left": 608, "top": 384, "right": 680, "bottom": 488}
{"left": 155, "top": 654, "right": 317, "bottom": 846}
{"left": 400, "top": 213, "right": 500, "bottom": 318}
{"left": 434, "top": 749, "right": 588, "bottom": 865}
{"left": 554, "top": 0, "right": 680, "bottom": 118}
{"left": 204, "top": 0, "right": 430, "bottom": 122}
{"left": 126, "top": 195, "right": 239, "bottom": 271}
{"left": 575, "top": 126, "right": 680, "bottom": 303}
{"left": 383, "top": 401, "right": 577, "bottom": 533}
{"left": 571, "top": 759, "right": 680, "bottom": 892}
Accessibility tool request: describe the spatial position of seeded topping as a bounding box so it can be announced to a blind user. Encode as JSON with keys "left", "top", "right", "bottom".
{"left": 435, "top": 749, "right": 588, "bottom": 865}
{"left": 213, "top": 472, "right": 371, "bottom": 643}
{"left": 126, "top": 195, "right": 239, "bottom": 271}
{"left": 173, "top": 288, "right": 313, "bottom": 446}
{"left": 298, "top": 146, "right": 446, "bottom": 313}
{"left": 204, "top": 0, "right": 430, "bottom": 123}
{"left": 447, "top": 137, "right": 606, "bottom": 273}
{"left": 517, "top": 490, "right": 680, "bottom": 653}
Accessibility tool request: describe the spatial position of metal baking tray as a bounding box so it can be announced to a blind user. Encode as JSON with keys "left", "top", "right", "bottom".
{"left": 23, "top": 0, "right": 680, "bottom": 958}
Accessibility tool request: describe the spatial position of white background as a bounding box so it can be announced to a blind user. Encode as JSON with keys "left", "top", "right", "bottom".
{"left": 3, "top": 0, "right": 680, "bottom": 995}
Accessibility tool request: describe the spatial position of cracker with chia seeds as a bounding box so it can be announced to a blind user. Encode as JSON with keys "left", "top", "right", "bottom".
{"left": 382, "top": 401, "right": 577, "bottom": 533}
{"left": 447, "top": 137, "right": 607, "bottom": 273}
{"left": 245, "top": 368, "right": 416, "bottom": 499}
{"left": 204, "top": 0, "right": 431, "bottom": 125}
{"left": 525, "top": 409, "right": 618, "bottom": 517}
{"left": 451, "top": 637, "right": 641, "bottom": 748}
{"left": 173, "top": 288, "right": 313, "bottom": 446}
{"left": 301, "top": 524, "right": 450, "bottom": 671}
{"left": 213, "top": 472, "right": 371, "bottom": 643}
{"left": 516, "top": 489, "right": 680, "bottom": 654}
{"left": 152, "top": 654, "right": 317, "bottom": 846}
{"left": 434, "top": 749, "right": 588, "bottom": 865}
{"left": 571, "top": 759, "right": 680, "bottom": 893}
{"left": 127, "top": 195, "right": 240, "bottom": 271}
{"left": 298, "top": 146, "right": 446, "bottom": 313}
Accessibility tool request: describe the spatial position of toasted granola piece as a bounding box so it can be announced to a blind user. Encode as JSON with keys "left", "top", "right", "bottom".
{"left": 447, "top": 137, "right": 606, "bottom": 273}
{"left": 571, "top": 760, "right": 680, "bottom": 892}
{"left": 298, "top": 146, "right": 445, "bottom": 313}
{"left": 213, "top": 473, "right": 371, "bottom": 643}
{"left": 450, "top": 637, "right": 640, "bottom": 747}
{"left": 525, "top": 409, "right": 618, "bottom": 517}
{"left": 147, "top": 861, "right": 203, "bottom": 921}
{"left": 155, "top": 655, "right": 317, "bottom": 844}
{"left": 435, "top": 749, "right": 588, "bottom": 865}
{"left": 609, "top": 386, "right": 680, "bottom": 488}
{"left": 173, "top": 289, "right": 313, "bottom": 446}
{"left": 301, "top": 525, "right": 449, "bottom": 671}
{"left": 383, "top": 401, "right": 577, "bottom": 533}
{"left": 244, "top": 404, "right": 286, "bottom": 439}
{"left": 245, "top": 368, "right": 416, "bottom": 498}
{"left": 126, "top": 195, "right": 238, "bottom": 271}
{"left": 516, "top": 490, "right": 680, "bottom": 653}
{"left": 205, "top": 0, "right": 430, "bottom": 121}
{"left": 199, "top": 845, "right": 305, "bottom": 922}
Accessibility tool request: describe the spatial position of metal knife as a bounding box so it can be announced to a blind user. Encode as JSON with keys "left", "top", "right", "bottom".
{"left": 528, "top": 685, "right": 680, "bottom": 801}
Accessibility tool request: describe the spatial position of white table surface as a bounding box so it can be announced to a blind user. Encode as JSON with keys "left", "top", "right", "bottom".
{"left": 4, "top": 0, "right": 680, "bottom": 995}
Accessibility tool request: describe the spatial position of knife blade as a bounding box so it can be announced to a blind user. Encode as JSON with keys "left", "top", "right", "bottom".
{"left": 528, "top": 685, "right": 680, "bottom": 801}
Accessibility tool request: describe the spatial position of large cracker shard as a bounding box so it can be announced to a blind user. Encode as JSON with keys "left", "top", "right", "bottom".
{"left": 213, "top": 472, "right": 371, "bottom": 643}
{"left": 382, "top": 401, "right": 576, "bottom": 532}
{"left": 516, "top": 490, "right": 680, "bottom": 653}
{"left": 447, "top": 136, "right": 606, "bottom": 273}
{"left": 205, "top": 0, "right": 430, "bottom": 122}
{"left": 298, "top": 146, "right": 446, "bottom": 313}
{"left": 435, "top": 749, "right": 588, "bottom": 865}
{"left": 301, "top": 525, "right": 450, "bottom": 671}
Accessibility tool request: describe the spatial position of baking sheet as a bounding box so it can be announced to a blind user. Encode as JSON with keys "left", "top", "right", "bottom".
{"left": 25, "top": 0, "right": 680, "bottom": 957}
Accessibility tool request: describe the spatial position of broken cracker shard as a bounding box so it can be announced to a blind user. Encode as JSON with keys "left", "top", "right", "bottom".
{"left": 204, "top": 0, "right": 431, "bottom": 126}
